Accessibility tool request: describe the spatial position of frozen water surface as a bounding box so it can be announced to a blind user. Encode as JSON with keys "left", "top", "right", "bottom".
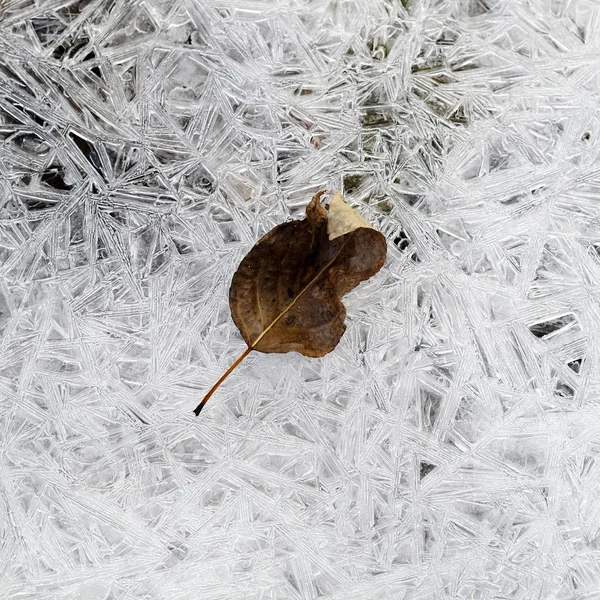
{"left": 1, "top": 0, "right": 600, "bottom": 597}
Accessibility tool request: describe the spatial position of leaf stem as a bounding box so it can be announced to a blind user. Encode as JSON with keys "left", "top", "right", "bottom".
{"left": 193, "top": 347, "right": 252, "bottom": 415}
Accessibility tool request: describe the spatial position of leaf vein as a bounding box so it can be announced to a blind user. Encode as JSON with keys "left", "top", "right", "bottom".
{"left": 250, "top": 238, "right": 349, "bottom": 349}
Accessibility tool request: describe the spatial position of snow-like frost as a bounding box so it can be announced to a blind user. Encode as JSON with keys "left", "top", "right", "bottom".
{"left": 1, "top": 0, "right": 600, "bottom": 598}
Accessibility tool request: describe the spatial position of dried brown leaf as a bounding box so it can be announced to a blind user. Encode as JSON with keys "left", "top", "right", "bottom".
{"left": 194, "top": 191, "right": 387, "bottom": 415}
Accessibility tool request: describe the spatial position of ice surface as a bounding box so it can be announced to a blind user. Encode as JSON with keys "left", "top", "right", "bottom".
{"left": 2, "top": 0, "right": 600, "bottom": 598}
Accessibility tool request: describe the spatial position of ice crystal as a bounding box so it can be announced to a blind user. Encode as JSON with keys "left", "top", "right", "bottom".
{"left": 1, "top": 0, "right": 600, "bottom": 598}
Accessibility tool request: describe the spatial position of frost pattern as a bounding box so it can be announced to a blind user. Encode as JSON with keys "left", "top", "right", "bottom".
{"left": 1, "top": 0, "right": 600, "bottom": 598}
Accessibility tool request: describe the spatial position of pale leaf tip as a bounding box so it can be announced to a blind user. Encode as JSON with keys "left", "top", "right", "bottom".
{"left": 327, "top": 191, "right": 373, "bottom": 240}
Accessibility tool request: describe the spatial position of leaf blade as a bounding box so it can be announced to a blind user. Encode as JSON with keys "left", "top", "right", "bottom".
{"left": 194, "top": 191, "right": 387, "bottom": 415}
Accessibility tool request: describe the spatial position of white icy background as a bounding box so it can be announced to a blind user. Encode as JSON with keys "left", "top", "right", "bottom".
{"left": 1, "top": 0, "right": 600, "bottom": 598}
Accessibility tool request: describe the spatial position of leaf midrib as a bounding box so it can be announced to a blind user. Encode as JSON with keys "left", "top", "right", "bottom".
{"left": 249, "top": 237, "right": 349, "bottom": 350}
